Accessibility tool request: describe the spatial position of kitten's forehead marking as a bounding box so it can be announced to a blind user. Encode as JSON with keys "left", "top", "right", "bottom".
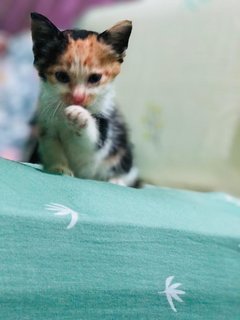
{"left": 45, "top": 33, "right": 121, "bottom": 85}
{"left": 61, "top": 34, "right": 120, "bottom": 78}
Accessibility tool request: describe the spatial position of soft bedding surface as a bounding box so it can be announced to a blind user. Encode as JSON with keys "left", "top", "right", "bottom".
{"left": 0, "top": 158, "right": 239, "bottom": 319}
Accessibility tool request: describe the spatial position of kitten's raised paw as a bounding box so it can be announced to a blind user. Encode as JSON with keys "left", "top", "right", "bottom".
{"left": 47, "top": 165, "right": 74, "bottom": 176}
{"left": 65, "top": 105, "right": 90, "bottom": 133}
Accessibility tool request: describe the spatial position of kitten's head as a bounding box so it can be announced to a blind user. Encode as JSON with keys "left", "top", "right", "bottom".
{"left": 30, "top": 12, "right": 132, "bottom": 109}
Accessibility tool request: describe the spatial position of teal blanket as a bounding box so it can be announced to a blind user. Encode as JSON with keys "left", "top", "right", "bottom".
{"left": 0, "top": 158, "right": 239, "bottom": 319}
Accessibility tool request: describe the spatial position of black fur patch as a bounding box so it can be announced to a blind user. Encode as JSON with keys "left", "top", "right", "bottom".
{"left": 119, "top": 146, "right": 133, "bottom": 173}
{"left": 108, "top": 109, "right": 128, "bottom": 156}
{"left": 111, "top": 146, "right": 133, "bottom": 175}
{"left": 94, "top": 108, "right": 134, "bottom": 175}
{"left": 31, "top": 12, "right": 69, "bottom": 79}
{"left": 97, "top": 23, "right": 132, "bottom": 62}
{"left": 93, "top": 114, "right": 109, "bottom": 148}
{"left": 102, "top": 108, "right": 134, "bottom": 174}
{"left": 131, "top": 179, "right": 142, "bottom": 188}
{"left": 68, "top": 29, "right": 98, "bottom": 40}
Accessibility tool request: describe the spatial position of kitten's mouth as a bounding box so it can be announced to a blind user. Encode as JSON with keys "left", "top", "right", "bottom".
{"left": 64, "top": 93, "right": 91, "bottom": 108}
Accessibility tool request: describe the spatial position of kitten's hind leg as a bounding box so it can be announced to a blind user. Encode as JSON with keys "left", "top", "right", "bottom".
{"left": 109, "top": 177, "right": 127, "bottom": 187}
{"left": 39, "top": 136, "right": 73, "bottom": 176}
{"left": 47, "top": 165, "right": 74, "bottom": 176}
{"left": 109, "top": 167, "right": 139, "bottom": 187}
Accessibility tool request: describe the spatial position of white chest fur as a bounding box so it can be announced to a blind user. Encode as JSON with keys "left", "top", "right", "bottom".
{"left": 38, "top": 85, "right": 116, "bottom": 180}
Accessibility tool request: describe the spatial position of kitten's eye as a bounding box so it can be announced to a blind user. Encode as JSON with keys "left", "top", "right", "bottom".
{"left": 55, "top": 71, "right": 70, "bottom": 83}
{"left": 88, "top": 73, "right": 102, "bottom": 84}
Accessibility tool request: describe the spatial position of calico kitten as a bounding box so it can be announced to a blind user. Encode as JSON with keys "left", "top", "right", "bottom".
{"left": 30, "top": 12, "right": 138, "bottom": 187}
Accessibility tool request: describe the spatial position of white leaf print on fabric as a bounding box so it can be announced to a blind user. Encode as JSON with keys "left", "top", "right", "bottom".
{"left": 45, "top": 203, "right": 79, "bottom": 229}
{"left": 159, "top": 276, "right": 186, "bottom": 313}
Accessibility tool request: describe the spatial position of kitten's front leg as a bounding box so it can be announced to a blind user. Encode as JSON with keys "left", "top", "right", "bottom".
{"left": 64, "top": 105, "right": 99, "bottom": 144}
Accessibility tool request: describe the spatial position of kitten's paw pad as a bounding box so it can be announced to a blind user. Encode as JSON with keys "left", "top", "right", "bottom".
{"left": 65, "top": 105, "right": 90, "bottom": 131}
{"left": 47, "top": 165, "right": 74, "bottom": 176}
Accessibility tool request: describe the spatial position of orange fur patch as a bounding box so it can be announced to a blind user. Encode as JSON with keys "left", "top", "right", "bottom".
{"left": 46, "top": 34, "right": 121, "bottom": 86}
{"left": 105, "top": 148, "right": 125, "bottom": 167}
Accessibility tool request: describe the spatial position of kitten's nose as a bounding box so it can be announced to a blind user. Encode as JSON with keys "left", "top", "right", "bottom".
{"left": 72, "top": 93, "right": 86, "bottom": 105}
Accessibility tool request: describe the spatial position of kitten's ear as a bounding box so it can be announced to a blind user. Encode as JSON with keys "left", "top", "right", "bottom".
{"left": 31, "top": 12, "right": 60, "bottom": 43}
{"left": 98, "top": 20, "right": 132, "bottom": 62}
{"left": 30, "top": 12, "right": 67, "bottom": 78}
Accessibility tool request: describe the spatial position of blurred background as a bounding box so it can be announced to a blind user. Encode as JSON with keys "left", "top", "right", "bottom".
{"left": 0, "top": 0, "right": 240, "bottom": 195}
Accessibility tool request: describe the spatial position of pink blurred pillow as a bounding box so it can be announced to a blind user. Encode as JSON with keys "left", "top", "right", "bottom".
{"left": 0, "top": 0, "right": 116, "bottom": 34}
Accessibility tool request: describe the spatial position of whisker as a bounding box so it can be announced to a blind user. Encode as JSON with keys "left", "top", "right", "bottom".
{"left": 38, "top": 97, "right": 63, "bottom": 121}
{"left": 51, "top": 101, "right": 63, "bottom": 120}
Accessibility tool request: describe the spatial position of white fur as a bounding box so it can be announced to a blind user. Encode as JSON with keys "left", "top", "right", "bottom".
{"left": 64, "top": 105, "right": 98, "bottom": 142}
{"left": 38, "top": 82, "right": 114, "bottom": 180}
{"left": 38, "top": 79, "right": 137, "bottom": 185}
{"left": 109, "top": 167, "right": 138, "bottom": 187}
